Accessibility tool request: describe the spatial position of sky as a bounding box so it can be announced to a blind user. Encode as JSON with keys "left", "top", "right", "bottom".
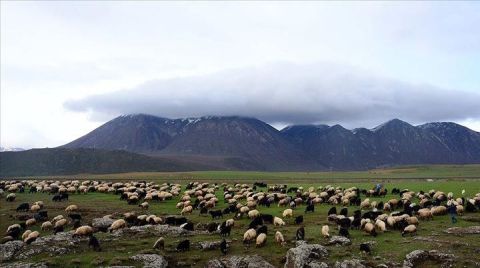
{"left": 1, "top": 2, "right": 480, "bottom": 149}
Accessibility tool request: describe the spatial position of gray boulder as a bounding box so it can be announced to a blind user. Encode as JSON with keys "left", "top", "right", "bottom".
{"left": 205, "top": 255, "right": 275, "bottom": 268}
{"left": 334, "top": 259, "right": 365, "bottom": 268}
{"left": 0, "top": 241, "right": 24, "bottom": 262}
{"left": 130, "top": 254, "right": 168, "bottom": 268}
{"left": 92, "top": 217, "right": 115, "bottom": 230}
{"left": 284, "top": 242, "right": 329, "bottom": 268}
{"left": 403, "top": 250, "right": 455, "bottom": 268}
{"left": 326, "top": 236, "right": 351, "bottom": 246}
{"left": 444, "top": 226, "right": 480, "bottom": 234}
{"left": 0, "top": 262, "right": 47, "bottom": 268}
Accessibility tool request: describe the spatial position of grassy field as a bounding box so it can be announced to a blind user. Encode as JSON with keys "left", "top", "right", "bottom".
{"left": 1, "top": 165, "right": 480, "bottom": 267}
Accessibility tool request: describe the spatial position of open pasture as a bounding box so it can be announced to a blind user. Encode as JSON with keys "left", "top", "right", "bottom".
{"left": 1, "top": 166, "right": 480, "bottom": 267}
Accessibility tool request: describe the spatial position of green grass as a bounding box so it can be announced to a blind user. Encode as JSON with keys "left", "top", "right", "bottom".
{"left": 1, "top": 166, "right": 480, "bottom": 267}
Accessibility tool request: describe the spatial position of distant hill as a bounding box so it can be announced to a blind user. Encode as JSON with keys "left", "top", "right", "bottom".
{"left": 0, "top": 147, "right": 25, "bottom": 152}
{"left": 4, "top": 114, "right": 480, "bottom": 176}
{"left": 0, "top": 148, "right": 205, "bottom": 177}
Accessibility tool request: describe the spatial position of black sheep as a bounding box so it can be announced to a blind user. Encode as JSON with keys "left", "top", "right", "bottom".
{"left": 296, "top": 227, "right": 305, "bottom": 240}
{"left": 200, "top": 207, "right": 209, "bottom": 215}
{"left": 16, "top": 203, "right": 29, "bottom": 212}
{"left": 175, "top": 217, "right": 188, "bottom": 225}
{"left": 88, "top": 235, "right": 101, "bottom": 251}
{"left": 220, "top": 225, "right": 231, "bottom": 237}
{"left": 260, "top": 214, "right": 274, "bottom": 224}
{"left": 248, "top": 217, "right": 263, "bottom": 229}
{"left": 209, "top": 210, "right": 223, "bottom": 219}
{"left": 305, "top": 204, "right": 315, "bottom": 213}
{"left": 328, "top": 207, "right": 337, "bottom": 216}
{"left": 256, "top": 225, "right": 268, "bottom": 235}
{"left": 294, "top": 215, "right": 304, "bottom": 225}
{"left": 360, "top": 243, "right": 371, "bottom": 254}
{"left": 338, "top": 217, "right": 351, "bottom": 229}
{"left": 340, "top": 207, "right": 348, "bottom": 217}
{"left": 339, "top": 227, "right": 350, "bottom": 238}
{"left": 220, "top": 239, "right": 228, "bottom": 255}
{"left": 181, "top": 222, "right": 194, "bottom": 231}
{"left": 53, "top": 225, "right": 64, "bottom": 234}
{"left": 176, "top": 239, "right": 190, "bottom": 252}
{"left": 68, "top": 213, "right": 82, "bottom": 221}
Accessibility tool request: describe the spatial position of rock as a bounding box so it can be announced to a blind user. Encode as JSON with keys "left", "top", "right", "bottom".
{"left": 334, "top": 259, "right": 365, "bottom": 268}
{"left": 130, "top": 254, "right": 168, "bottom": 268}
{"left": 376, "top": 264, "right": 388, "bottom": 268}
{"left": 196, "top": 240, "right": 226, "bottom": 250}
{"left": 92, "top": 217, "right": 115, "bottom": 230}
{"left": 326, "top": 236, "right": 351, "bottom": 246}
{"left": 0, "top": 241, "right": 24, "bottom": 262}
{"left": 307, "top": 261, "right": 329, "bottom": 268}
{"left": 16, "top": 232, "right": 85, "bottom": 260}
{"left": 444, "top": 226, "right": 480, "bottom": 234}
{"left": 206, "top": 255, "right": 275, "bottom": 268}
{"left": 284, "top": 243, "right": 328, "bottom": 268}
{"left": 403, "top": 250, "right": 455, "bottom": 268}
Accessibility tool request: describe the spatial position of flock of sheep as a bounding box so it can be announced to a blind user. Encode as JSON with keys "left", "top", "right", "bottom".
{"left": 1, "top": 179, "right": 480, "bottom": 259}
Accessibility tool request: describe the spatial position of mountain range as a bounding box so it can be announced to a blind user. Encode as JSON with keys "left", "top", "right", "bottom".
{"left": 2, "top": 114, "right": 480, "bottom": 176}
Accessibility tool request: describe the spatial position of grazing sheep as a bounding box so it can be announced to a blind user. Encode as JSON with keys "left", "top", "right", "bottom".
{"left": 294, "top": 215, "right": 304, "bottom": 225}
{"left": 296, "top": 227, "right": 305, "bottom": 240}
{"left": 402, "top": 224, "right": 417, "bottom": 237}
{"left": 41, "top": 221, "right": 53, "bottom": 231}
{"left": 248, "top": 210, "right": 260, "bottom": 219}
{"left": 26, "top": 218, "right": 36, "bottom": 227}
{"left": 109, "top": 219, "right": 126, "bottom": 233}
{"left": 65, "top": 205, "right": 78, "bottom": 213}
{"left": 176, "top": 239, "right": 190, "bottom": 252}
{"left": 406, "top": 216, "right": 419, "bottom": 225}
{"left": 139, "top": 202, "right": 149, "bottom": 209}
{"left": 88, "top": 235, "right": 101, "bottom": 251}
{"left": 339, "top": 227, "right": 350, "bottom": 238}
{"left": 283, "top": 208, "right": 293, "bottom": 218}
{"left": 256, "top": 233, "right": 267, "bottom": 247}
{"left": 243, "top": 228, "right": 257, "bottom": 244}
{"left": 24, "top": 231, "right": 39, "bottom": 244}
{"left": 209, "top": 210, "right": 223, "bottom": 219}
{"left": 22, "top": 230, "right": 32, "bottom": 241}
{"left": 417, "top": 208, "right": 433, "bottom": 220}
{"left": 275, "top": 231, "right": 285, "bottom": 245}
{"left": 6, "top": 193, "right": 16, "bottom": 202}
{"left": 375, "top": 219, "right": 386, "bottom": 233}
{"left": 73, "top": 226, "right": 94, "bottom": 237}
{"left": 220, "top": 238, "right": 228, "bottom": 255}
{"left": 274, "top": 216, "right": 286, "bottom": 226}
{"left": 225, "top": 219, "right": 235, "bottom": 227}
{"left": 30, "top": 204, "right": 41, "bottom": 213}
{"left": 321, "top": 225, "right": 330, "bottom": 238}
{"left": 361, "top": 199, "right": 371, "bottom": 209}
{"left": 305, "top": 204, "right": 315, "bottom": 213}
{"left": 327, "top": 207, "right": 337, "bottom": 215}
{"left": 431, "top": 206, "right": 447, "bottom": 216}
{"left": 360, "top": 243, "right": 371, "bottom": 254}
{"left": 153, "top": 237, "right": 165, "bottom": 250}
{"left": 363, "top": 222, "right": 377, "bottom": 237}
{"left": 181, "top": 206, "right": 193, "bottom": 215}
{"left": 16, "top": 203, "right": 30, "bottom": 212}
{"left": 52, "top": 215, "right": 64, "bottom": 223}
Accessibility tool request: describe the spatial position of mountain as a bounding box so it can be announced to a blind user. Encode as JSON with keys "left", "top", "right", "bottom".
{"left": 281, "top": 118, "right": 480, "bottom": 169}
{"left": 64, "top": 114, "right": 312, "bottom": 170}
{"left": 0, "top": 148, "right": 209, "bottom": 177}
{"left": 5, "top": 114, "right": 473, "bottom": 174}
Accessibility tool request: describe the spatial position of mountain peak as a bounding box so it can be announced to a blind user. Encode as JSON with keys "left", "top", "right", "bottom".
{"left": 372, "top": 118, "right": 412, "bottom": 131}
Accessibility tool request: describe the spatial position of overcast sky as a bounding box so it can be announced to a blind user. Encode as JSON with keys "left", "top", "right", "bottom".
{"left": 2, "top": 2, "right": 480, "bottom": 149}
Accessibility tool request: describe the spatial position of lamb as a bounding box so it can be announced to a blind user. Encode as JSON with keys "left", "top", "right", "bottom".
{"left": 243, "top": 228, "right": 257, "bottom": 244}
{"left": 153, "top": 237, "right": 165, "bottom": 250}
{"left": 283, "top": 208, "right": 293, "bottom": 218}
{"left": 321, "top": 225, "right": 330, "bottom": 238}
{"left": 256, "top": 233, "right": 267, "bottom": 247}
{"left": 275, "top": 231, "right": 286, "bottom": 245}
{"left": 73, "top": 225, "right": 94, "bottom": 237}
{"left": 274, "top": 216, "right": 286, "bottom": 226}
{"left": 402, "top": 224, "right": 417, "bottom": 237}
